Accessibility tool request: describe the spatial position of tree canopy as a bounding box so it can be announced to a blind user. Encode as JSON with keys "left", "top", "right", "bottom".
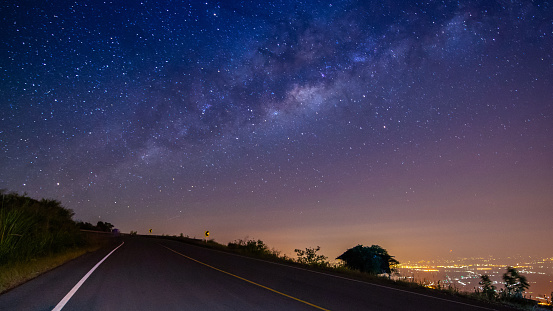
{"left": 295, "top": 246, "right": 329, "bottom": 267}
{"left": 502, "top": 266, "right": 529, "bottom": 299}
{"left": 337, "top": 244, "right": 399, "bottom": 275}
{"left": 76, "top": 221, "right": 114, "bottom": 232}
{"left": 479, "top": 274, "right": 496, "bottom": 299}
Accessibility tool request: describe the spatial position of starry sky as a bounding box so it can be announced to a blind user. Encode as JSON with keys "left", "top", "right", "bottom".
{"left": 1, "top": 0, "right": 552, "bottom": 262}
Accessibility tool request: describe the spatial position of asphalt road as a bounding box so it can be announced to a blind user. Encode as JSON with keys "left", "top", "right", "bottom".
{"left": 0, "top": 236, "right": 517, "bottom": 310}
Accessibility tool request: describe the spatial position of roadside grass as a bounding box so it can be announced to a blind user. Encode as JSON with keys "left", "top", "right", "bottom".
{"left": 0, "top": 244, "right": 101, "bottom": 294}
{"left": 0, "top": 231, "right": 114, "bottom": 294}
{"left": 0, "top": 191, "right": 116, "bottom": 294}
{"left": 1, "top": 191, "right": 85, "bottom": 265}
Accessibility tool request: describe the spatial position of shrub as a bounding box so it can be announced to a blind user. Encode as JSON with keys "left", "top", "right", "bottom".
{"left": 228, "top": 239, "right": 269, "bottom": 255}
{"left": 295, "top": 246, "right": 329, "bottom": 267}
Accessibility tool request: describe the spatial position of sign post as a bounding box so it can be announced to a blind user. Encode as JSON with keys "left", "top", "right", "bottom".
{"left": 204, "top": 230, "right": 209, "bottom": 243}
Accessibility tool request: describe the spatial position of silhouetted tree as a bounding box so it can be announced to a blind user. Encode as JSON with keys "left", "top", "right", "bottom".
{"left": 337, "top": 244, "right": 399, "bottom": 275}
{"left": 479, "top": 274, "right": 496, "bottom": 300}
{"left": 76, "top": 221, "right": 95, "bottom": 230}
{"left": 95, "top": 221, "right": 114, "bottom": 232}
{"left": 502, "top": 266, "right": 529, "bottom": 299}
{"left": 295, "top": 246, "right": 328, "bottom": 267}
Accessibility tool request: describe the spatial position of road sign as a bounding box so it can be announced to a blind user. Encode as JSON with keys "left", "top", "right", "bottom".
{"left": 149, "top": 229, "right": 152, "bottom": 233}
{"left": 205, "top": 230, "right": 209, "bottom": 237}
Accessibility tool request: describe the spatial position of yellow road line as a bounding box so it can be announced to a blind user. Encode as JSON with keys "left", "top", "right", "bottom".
{"left": 162, "top": 245, "right": 330, "bottom": 311}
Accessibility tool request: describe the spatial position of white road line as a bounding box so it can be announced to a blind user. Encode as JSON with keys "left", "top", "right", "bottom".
{"left": 52, "top": 242, "right": 124, "bottom": 311}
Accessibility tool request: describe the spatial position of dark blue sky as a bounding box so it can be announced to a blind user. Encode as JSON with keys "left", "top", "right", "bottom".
{"left": 1, "top": 0, "right": 552, "bottom": 261}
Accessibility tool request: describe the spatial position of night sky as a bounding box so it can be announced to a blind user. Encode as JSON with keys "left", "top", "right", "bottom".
{"left": 1, "top": 1, "right": 552, "bottom": 262}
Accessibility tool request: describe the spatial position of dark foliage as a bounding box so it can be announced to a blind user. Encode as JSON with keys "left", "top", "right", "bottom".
{"left": 337, "top": 244, "right": 399, "bottom": 275}
{"left": 479, "top": 274, "right": 497, "bottom": 300}
{"left": 295, "top": 246, "right": 329, "bottom": 267}
{"left": 501, "top": 266, "right": 530, "bottom": 299}
{"left": 227, "top": 239, "right": 269, "bottom": 255}
{"left": 77, "top": 221, "right": 114, "bottom": 232}
{"left": 0, "top": 190, "right": 84, "bottom": 265}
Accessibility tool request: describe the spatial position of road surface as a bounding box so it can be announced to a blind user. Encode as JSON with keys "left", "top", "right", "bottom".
{"left": 0, "top": 236, "right": 516, "bottom": 310}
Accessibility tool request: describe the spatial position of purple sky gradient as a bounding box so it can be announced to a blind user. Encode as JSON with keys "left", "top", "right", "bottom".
{"left": 1, "top": 0, "right": 552, "bottom": 261}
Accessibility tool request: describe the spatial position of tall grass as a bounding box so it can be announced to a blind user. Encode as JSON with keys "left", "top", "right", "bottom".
{"left": 0, "top": 207, "right": 36, "bottom": 263}
{"left": 0, "top": 190, "right": 84, "bottom": 266}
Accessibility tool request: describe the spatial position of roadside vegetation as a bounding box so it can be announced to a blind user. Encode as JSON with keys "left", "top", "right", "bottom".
{"left": 76, "top": 220, "right": 115, "bottom": 232}
{"left": 470, "top": 267, "right": 548, "bottom": 310}
{"left": 0, "top": 190, "right": 114, "bottom": 293}
{"left": 153, "top": 233, "right": 550, "bottom": 310}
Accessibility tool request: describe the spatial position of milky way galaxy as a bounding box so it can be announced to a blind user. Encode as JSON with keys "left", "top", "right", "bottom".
{"left": 1, "top": 1, "right": 552, "bottom": 261}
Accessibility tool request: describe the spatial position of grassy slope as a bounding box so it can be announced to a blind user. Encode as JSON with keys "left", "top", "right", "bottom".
{"left": 0, "top": 244, "right": 101, "bottom": 294}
